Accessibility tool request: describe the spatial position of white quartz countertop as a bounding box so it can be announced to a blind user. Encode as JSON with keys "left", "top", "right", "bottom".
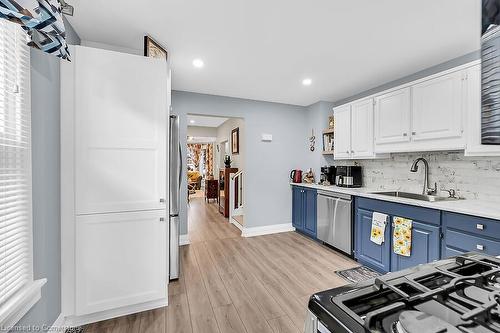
{"left": 290, "top": 183, "right": 500, "bottom": 221}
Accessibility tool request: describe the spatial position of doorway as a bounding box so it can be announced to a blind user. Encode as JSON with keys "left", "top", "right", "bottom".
{"left": 186, "top": 114, "right": 245, "bottom": 243}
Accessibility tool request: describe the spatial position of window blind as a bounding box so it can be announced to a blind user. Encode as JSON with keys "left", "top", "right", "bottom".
{"left": 0, "top": 20, "right": 32, "bottom": 308}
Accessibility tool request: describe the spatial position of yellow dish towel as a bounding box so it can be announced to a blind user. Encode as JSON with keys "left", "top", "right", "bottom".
{"left": 393, "top": 217, "right": 412, "bottom": 257}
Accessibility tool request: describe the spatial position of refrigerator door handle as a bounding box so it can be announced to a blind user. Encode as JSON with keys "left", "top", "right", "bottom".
{"left": 178, "top": 143, "right": 182, "bottom": 191}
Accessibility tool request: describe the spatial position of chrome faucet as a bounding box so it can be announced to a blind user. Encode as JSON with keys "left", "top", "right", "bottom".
{"left": 410, "top": 157, "right": 437, "bottom": 195}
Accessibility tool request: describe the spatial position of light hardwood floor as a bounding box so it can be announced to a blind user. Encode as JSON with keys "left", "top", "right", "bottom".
{"left": 83, "top": 197, "right": 358, "bottom": 333}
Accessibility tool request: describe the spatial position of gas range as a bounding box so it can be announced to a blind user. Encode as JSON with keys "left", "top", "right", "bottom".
{"left": 308, "top": 253, "right": 500, "bottom": 333}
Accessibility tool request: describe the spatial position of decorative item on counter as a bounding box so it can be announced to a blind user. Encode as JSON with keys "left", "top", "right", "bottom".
{"left": 328, "top": 116, "right": 335, "bottom": 129}
{"left": 303, "top": 168, "right": 315, "bottom": 184}
{"left": 224, "top": 155, "right": 232, "bottom": 168}
{"left": 309, "top": 129, "right": 315, "bottom": 151}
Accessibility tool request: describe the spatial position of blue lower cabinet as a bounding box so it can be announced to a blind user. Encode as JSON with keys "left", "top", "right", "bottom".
{"left": 355, "top": 208, "right": 391, "bottom": 273}
{"left": 354, "top": 197, "right": 441, "bottom": 273}
{"left": 391, "top": 221, "right": 440, "bottom": 271}
{"left": 291, "top": 186, "right": 317, "bottom": 238}
{"left": 303, "top": 188, "right": 317, "bottom": 237}
{"left": 442, "top": 212, "right": 500, "bottom": 257}
{"left": 292, "top": 187, "right": 304, "bottom": 230}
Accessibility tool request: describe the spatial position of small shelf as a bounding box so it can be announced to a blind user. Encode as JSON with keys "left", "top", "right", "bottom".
{"left": 322, "top": 130, "right": 334, "bottom": 152}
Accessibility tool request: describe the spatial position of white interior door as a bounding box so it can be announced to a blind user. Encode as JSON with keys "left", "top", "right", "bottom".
{"left": 75, "top": 46, "right": 168, "bottom": 215}
{"left": 333, "top": 105, "right": 351, "bottom": 159}
{"left": 351, "top": 99, "right": 374, "bottom": 158}
{"left": 411, "top": 71, "right": 464, "bottom": 142}
{"left": 374, "top": 87, "right": 411, "bottom": 146}
{"left": 75, "top": 210, "right": 167, "bottom": 315}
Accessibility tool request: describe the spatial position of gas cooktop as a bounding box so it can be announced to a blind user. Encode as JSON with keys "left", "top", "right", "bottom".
{"left": 308, "top": 253, "right": 500, "bottom": 333}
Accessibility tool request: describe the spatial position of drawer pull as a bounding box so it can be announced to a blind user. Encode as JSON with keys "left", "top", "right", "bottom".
{"left": 476, "top": 244, "right": 484, "bottom": 251}
{"left": 476, "top": 224, "right": 484, "bottom": 230}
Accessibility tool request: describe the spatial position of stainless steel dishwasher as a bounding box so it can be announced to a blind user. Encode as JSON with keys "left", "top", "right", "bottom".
{"left": 316, "top": 190, "right": 352, "bottom": 255}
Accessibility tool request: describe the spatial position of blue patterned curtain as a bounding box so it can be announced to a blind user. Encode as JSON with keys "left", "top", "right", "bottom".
{"left": 0, "top": 0, "right": 70, "bottom": 60}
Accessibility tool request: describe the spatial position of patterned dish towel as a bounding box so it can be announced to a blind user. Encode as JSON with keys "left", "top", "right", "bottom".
{"left": 370, "top": 212, "right": 388, "bottom": 245}
{"left": 393, "top": 217, "right": 413, "bottom": 257}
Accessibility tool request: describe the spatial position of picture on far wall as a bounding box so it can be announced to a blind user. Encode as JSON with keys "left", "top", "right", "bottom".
{"left": 481, "top": 0, "right": 500, "bottom": 144}
{"left": 231, "top": 127, "right": 240, "bottom": 155}
{"left": 144, "top": 35, "right": 168, "bottom": 60}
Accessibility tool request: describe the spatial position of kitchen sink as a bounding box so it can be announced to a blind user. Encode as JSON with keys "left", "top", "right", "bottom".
{"left": 372, "top": 191, "right": 459, "bottom": 202}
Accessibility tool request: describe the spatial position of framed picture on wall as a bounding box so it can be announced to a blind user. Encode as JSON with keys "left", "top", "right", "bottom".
{"left": 144, "top": 35, "right": 168, "bottom": 60}
{"left": 231, "top": 127, "right": 240, "bottom": 154}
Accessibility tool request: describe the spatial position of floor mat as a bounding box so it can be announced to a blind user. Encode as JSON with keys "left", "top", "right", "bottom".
{"left": 335, "top": 266, "right": 381, "bottom": 283}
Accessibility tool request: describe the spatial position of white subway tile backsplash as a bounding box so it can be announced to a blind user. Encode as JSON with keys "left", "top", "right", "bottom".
{"left": 334, "top": 151, "right": 500, "bottom": 201}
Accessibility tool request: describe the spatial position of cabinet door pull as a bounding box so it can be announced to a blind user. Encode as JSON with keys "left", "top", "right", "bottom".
{"left": 412, "top": 131, "right": 416, "bottom": 135}
{"left": 476, "top": 244, "right": 484, "bottom": 251}
{"left": 403, "top": 133, "right": 408, "bottom": 137}
{"left": 476, "top": 224, "right": 484, "bottom": 230}
{"left": 159, "top": 198, "right": 165, "bottom": 203}
{"left": 160, "top": 217, "right": 165, "bottom": 222}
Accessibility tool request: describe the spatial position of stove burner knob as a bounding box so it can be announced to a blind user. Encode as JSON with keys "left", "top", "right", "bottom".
{"left": 476, "top": 244, "right": 484, "bottom": 251}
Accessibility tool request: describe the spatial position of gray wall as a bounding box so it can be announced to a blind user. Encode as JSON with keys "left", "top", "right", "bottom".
{"left": 173, "top": 91, "right": 309, "bottom": 235}
{"left": 305, "top": 101, "right": 335, "bottom": 178}
{"left": 216, "top": 118, "right": 245, "bottom": 170}
{"left": 16, "top": 19, "right": 80, "bottom": 331}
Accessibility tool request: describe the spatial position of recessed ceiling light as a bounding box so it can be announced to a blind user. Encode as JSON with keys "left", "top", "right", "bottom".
{"left": 302, "top": 78, "right": 312, "bottom": 86}
{"left": 192, "top": 59, "right": 204, "bottom": 68}
{"left": 190, "top": 119, "right": 196, "bottom": 124}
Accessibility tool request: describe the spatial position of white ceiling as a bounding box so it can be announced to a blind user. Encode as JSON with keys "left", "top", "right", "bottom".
{"left": 67, "top": 0, "right": 480, "bottom": 106}
{"left": 187, "top": 115, "right": 228, "bottom": 127}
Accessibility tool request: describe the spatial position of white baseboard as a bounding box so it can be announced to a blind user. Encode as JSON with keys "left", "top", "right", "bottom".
{"left": 230, "top": 218, "right": 243, "bottom": 232}
{"left": 49, "top": 313, "right": 65, "bottom": 331}
{"left": 241, "top": 223, "right": 295, "bottom": 238}
{"left": 63, "top": 298, "right": 168, "bottom": 328}
{"left": 179, "top": 234, "right": 190, "bottom": 246}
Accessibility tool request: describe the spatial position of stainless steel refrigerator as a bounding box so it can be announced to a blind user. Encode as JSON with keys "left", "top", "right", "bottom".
{"left": 169, "top": 115, "right": 181, "bottom": 280}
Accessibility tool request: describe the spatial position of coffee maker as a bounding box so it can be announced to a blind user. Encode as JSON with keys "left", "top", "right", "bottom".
{"left": 335, "top": 166, "right": 362, "bottom": 188}
{"left": 320, "top": 166, "right": 336, "bottom": 185}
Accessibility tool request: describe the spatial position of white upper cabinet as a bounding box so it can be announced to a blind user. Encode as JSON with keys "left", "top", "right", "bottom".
{"left": 465, "top": 64, "right": 500, "bottom": 156}
{"left": 374, "top": 87, "right": 411, "bottom": 149}
{"left": 351, "top": 98, "right": 374, "bottom": 158}
{"left": 333, "top": 104, "right": 352, "bottom": 159}
{"left": 74, "top": 47, "right": 167, "bottom": 215}
{"left": 411, "top": 70, "right": 464, "bottom": 143}
{"left": 332, "top": 61, "right": 485, "bottom": 157}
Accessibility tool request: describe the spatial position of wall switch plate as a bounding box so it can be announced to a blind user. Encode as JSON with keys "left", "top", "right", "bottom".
{"left": 261, "top": 134, "right": 272, "bottom": 142}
